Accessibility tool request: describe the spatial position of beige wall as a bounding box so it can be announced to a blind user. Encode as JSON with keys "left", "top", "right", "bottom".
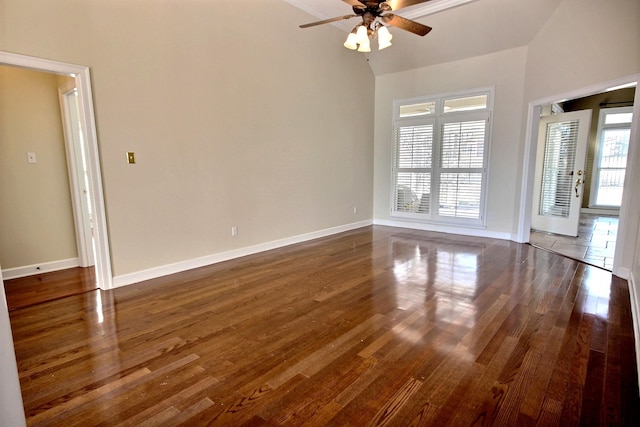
{"left": 523, "top": 0, "right": 639, "bottom": 102}
{"left": 0, "top": 66, "right": 77, "bottom": 269}
{"left": 0, "top": 0, "right": 375, "bottom": 276}
{"left": 373, "top": 47, "right": 528, "bottom": 238}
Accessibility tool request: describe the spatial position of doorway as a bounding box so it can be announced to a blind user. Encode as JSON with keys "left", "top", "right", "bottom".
{"left": 0, "top": 51, "right": 112, "bottom": 290}
{"left": 520, "top": 76, "right": 638, "bottom": 277}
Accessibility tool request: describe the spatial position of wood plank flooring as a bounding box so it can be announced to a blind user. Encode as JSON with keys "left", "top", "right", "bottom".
{"left": 4, "top": 267, "right": 96, "bottom": 310}
{"left": 7, "top": 226, "right": 640, "bottom": 426}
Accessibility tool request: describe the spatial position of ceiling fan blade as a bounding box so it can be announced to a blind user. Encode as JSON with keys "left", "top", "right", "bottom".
{"left": 342, "top": 0, "right": 366, "bottom": 8}
{"left": 386, "top": 0, "right": 434, "bottom": 11}
{"left": 300, "top": 14, "right": 358, "bottom": 28}
{"left": 382, "top": 14, "right": 432, "bottom": 36}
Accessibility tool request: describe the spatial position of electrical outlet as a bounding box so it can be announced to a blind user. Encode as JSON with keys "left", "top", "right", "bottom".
{"left": 353, "top": 206, "right": 358, "bottom": 214}
{"left": 231, "top": 226, "right": 238, "bottom": 237}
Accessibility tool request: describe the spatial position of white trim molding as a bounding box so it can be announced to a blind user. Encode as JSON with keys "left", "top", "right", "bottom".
{"left": 373, "top": 219, "right": 513, "bottom": 241}
{"left": 113, "top": 220, "right": 373, "bottom": 288}
{"left": 581, "top": 208, "right": 620, "bottom": 216}
{"left": 1, "top": 258, "right": 80, "bottom": 280}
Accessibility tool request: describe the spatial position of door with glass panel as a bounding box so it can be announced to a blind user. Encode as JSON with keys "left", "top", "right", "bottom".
{"left": 531, "top": 110, "right": 591, "bottom": 237}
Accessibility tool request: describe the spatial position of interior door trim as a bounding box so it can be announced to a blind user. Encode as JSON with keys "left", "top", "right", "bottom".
{"left": 0, "top": 51, "right": 113, "bottom": 290}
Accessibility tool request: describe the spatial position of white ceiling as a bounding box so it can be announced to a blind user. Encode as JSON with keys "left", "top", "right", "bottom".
{"left": 285, "top": 0, "right": 564, "bottom": 76}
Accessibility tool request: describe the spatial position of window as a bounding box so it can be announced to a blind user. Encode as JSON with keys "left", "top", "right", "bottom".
{"left": 392, "top": 89, "right": 492, "bottom": 226}
{"left": 589, "top": 107, "right": 633, "bottom": 208}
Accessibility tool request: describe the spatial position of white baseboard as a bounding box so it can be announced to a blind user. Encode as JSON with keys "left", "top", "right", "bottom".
{"left": 112, "top": 220, "right": 373, "bottom": 289}
{"left": 1, "top": 258, "right": 80, "bottom": 280}
{"left": 613, "top": 266, "right": 631, "bottom": 280}
{"left": 628, "top": 271, "right": 640, "bottom": 394}
{"left": 373, "top": 219, "right": 513, "bottom": 241}
{"left": 581, "top": 208, "right": 619, "bottom": 216}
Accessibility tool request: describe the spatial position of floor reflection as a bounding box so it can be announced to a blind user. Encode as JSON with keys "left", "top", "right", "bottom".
{"left": 95, "top": 290, "right": 105, "bottom": 324}
{"left": 582, "top": 265, "right": 612, "bottom": 318}
{"left": 390, "top": 236, "right": 484, "bottom": 328}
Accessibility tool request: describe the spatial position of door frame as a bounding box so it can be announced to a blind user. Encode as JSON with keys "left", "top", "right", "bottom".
{"left": 58, "top": 81, "right": 95, "bottom": 268}
{"left": 517, "top": 74, "right": 639, "bottom": 279}
{"left": 0, "top": 51, "right": 113, "bottom": 290}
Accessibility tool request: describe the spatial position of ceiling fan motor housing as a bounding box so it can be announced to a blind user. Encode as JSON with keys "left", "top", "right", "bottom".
{"left": 352, "top": 1, "right": 392, "bottom": 17}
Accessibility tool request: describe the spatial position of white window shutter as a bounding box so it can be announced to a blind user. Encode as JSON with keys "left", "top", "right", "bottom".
{"left": 539, "top": 119, "right": 579, "bottom": 218}
{"left": 392, "top": 89, "right": 492, "bottom": 226}
{"left": 393, "top": 124, "right": 433, "bottom": 214}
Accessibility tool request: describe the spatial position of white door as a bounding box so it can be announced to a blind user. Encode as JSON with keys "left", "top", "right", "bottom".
{"left": 531, "top": 110, "right": 591, "bottom": 237}
{"left": 59, "top": 83, "right": 95, "bottom": 267}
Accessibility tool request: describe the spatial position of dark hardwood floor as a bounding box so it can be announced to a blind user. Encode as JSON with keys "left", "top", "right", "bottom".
{"left": 7, "top": 226, "right": 639, "bottom": 426}
{"left": 4, "top": 267, "right": 96, "bottom": 311}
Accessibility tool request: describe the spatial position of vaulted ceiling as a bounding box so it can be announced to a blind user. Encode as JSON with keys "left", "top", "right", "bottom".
{"left": 285, "top": 0, "right": 564, "bottom": 76}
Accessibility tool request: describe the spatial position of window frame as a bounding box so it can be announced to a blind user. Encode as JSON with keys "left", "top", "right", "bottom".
{"left": 391, "top": 88, "right": 494, "bottom": 227}
{"left": 588, "top": 106, "right": 633, "bottom": 208}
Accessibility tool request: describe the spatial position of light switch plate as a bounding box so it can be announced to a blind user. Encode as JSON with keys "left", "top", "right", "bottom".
{"left": 27, "top": 152, "right": 37, "bottom": 163}
{"left": 126, "top": 152, "right": 136, "bottom": 164}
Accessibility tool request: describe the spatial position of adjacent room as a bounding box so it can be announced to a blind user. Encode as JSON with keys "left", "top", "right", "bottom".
{"left": 529, "top": 87, "right": 636, "bottom": 270}
{"left": 1, "top": 0, "right": 639, "bottom": 425}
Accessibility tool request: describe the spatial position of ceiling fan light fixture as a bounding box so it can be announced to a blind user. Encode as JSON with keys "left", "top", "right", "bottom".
{"left": 357, "top": 39, "right": 371, "bottom": 53}
{"left": 344, "top": 32, "right": 358, "bottom": 50}
{"left": 378, "top": 39, "right": 392, "bottom": 50}
{"left": 377, "top": 25, "right": 393, "bottom": 50}
{"left": 355, "top": 25, "right": 369, "bottom": 44}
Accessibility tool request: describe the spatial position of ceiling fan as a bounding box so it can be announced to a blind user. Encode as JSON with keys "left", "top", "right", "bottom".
{"left": 299, "top": 0, "right": 433, "bottom": 52}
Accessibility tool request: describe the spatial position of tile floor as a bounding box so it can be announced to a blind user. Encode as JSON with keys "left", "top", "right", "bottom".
{"left": 529, "top": 214, "right": 618, "bottom": 271}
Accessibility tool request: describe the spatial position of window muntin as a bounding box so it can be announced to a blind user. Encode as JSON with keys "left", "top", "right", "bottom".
{"left": 392, "top": 90, "right": 492, "bottom": 226}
